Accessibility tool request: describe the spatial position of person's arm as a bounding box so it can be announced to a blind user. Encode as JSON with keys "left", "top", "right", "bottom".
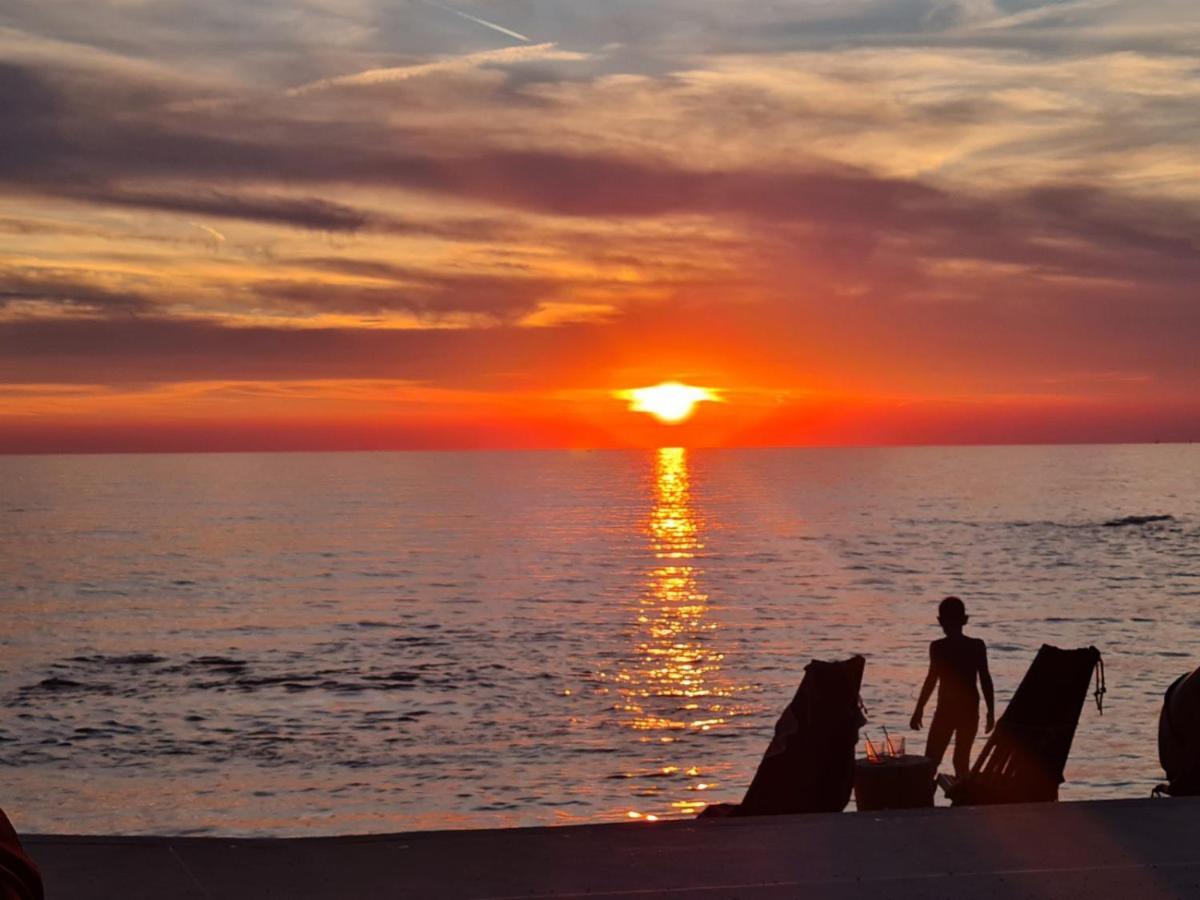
{"left": 978, "top": 641, "right": 995, "bottom": 733}
{"left": 910, "top": 645, "right": 938, "bottom": 730}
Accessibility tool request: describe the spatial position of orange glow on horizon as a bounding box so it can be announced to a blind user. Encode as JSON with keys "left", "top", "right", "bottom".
{"left": 617, "top": 382, "right": 720, "bottom": 424}
{"left": 3, "top": 378, "right": 1199, "bottom": 454}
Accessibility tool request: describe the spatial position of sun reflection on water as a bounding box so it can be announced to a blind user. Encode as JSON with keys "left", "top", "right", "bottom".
{"left": 613, "top": 447, "right": 747, "bottom": 819}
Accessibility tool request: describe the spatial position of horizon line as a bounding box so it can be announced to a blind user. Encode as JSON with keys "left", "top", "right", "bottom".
{"left": 1, "top": 438, "right": 1194, "bottom": 458}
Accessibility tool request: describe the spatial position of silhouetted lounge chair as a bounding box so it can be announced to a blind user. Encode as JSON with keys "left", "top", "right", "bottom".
{"left": 948, "top": 644, "right": 1102, "bottom": 806}
{"left": 700, "top": 655, "right": 866, "bottom": 817}
{"left": 1156, "top": 665, "right": 1200, "bottom": 797}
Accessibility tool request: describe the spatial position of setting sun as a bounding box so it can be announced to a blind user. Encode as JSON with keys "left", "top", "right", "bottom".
{"left": 618, "top": 383, "right": 720, "bottom": 424}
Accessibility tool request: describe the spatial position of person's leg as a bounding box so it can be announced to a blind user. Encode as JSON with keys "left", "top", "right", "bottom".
{"left": 925, "top": 712, "right": 953, "bottom": 770}
{"left": 951, "top": 716, "right": 979, "bottom": 779}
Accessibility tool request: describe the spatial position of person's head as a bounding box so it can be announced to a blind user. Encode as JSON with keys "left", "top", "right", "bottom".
{"left": 937, "top": 596, "right": 968, "bottom": 635}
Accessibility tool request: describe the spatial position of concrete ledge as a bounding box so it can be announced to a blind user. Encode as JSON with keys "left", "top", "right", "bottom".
{"left": 24, "top": 797, "right": 1200, "bottom": 899}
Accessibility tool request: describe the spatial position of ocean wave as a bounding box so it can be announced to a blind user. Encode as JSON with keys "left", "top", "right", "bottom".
{"left": 1102, "top": 514, "right": 1176, "bottom": 528}
{"left": 1007, "top": 514, "right": 1178, "bottom": 530}
{"left": 70, "top": 653, "right": 165, "bottom": 666}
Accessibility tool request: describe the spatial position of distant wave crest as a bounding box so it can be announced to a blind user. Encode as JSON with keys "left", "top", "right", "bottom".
{"left": 1101, "top": 514, "right": 1175, "bottom": 528}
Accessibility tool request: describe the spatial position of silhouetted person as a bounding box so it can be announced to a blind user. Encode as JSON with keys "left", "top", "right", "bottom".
{"left": 909, "top": 596, "right": 995, "bottom": 779}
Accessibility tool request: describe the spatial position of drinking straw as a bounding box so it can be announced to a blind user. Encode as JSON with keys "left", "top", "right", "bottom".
{"left": 864, "top": 735, "right": 880, "bottom": 763}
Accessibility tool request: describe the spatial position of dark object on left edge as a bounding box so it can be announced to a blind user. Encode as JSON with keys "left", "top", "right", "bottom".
{"left": 0, "top": 808, "right": 43, "bottom": 900}
{"left": 699, "top": 655, "right": 866, "bottom": 818}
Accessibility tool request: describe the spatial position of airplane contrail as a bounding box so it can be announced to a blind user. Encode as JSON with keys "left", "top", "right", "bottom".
{"left": 972, "top": 0, "right": 1115, "bottom": 31}
{"left": 415, "top": 0, "right": 532, "bottom": 43}
{"left": 286, "top": 43, "right": 576, "bottom": 95}
{"left": 189, "top": 222, "right": 226, "bottom": 244}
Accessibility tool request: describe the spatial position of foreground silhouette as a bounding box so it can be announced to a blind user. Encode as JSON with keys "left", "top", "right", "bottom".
{"left": 947, "top": 644, "right": 1103, "bottom": 806}
{"left": 0, "top": 808, "right": 42, "bottom": 900}
{"left": 700, "top": 655, "right": 866, "bottom": 817}
{"left": 1157, "top": 664, "right": 1200, "bottom": 796}
{"left": 910, "top": 596, "right": 996, "bottom": 779}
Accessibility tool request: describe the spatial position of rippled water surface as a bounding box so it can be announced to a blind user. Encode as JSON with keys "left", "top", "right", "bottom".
{"left": 1, "top": 445, "right": 1199, "bottom": 836}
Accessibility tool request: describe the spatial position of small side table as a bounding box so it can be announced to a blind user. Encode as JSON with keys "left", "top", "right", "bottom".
{"left": 854, "top": 755, "right": 936, "bottom": 810}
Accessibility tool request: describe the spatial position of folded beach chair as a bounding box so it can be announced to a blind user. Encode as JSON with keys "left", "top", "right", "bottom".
{"left": 950, "top": 644, "right": 1102, "bottom": 806}
{"left": 700, "top": 655, "right": 866, "bottom": 817}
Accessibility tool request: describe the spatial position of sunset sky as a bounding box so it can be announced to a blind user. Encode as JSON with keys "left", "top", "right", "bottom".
{"left": 2, "top": 0, "right": 1198, "bottom": 451}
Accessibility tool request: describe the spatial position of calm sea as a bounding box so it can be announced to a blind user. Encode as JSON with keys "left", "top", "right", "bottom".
{"left": 1, "top": 445, "right": 1198, "bottom": 836}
